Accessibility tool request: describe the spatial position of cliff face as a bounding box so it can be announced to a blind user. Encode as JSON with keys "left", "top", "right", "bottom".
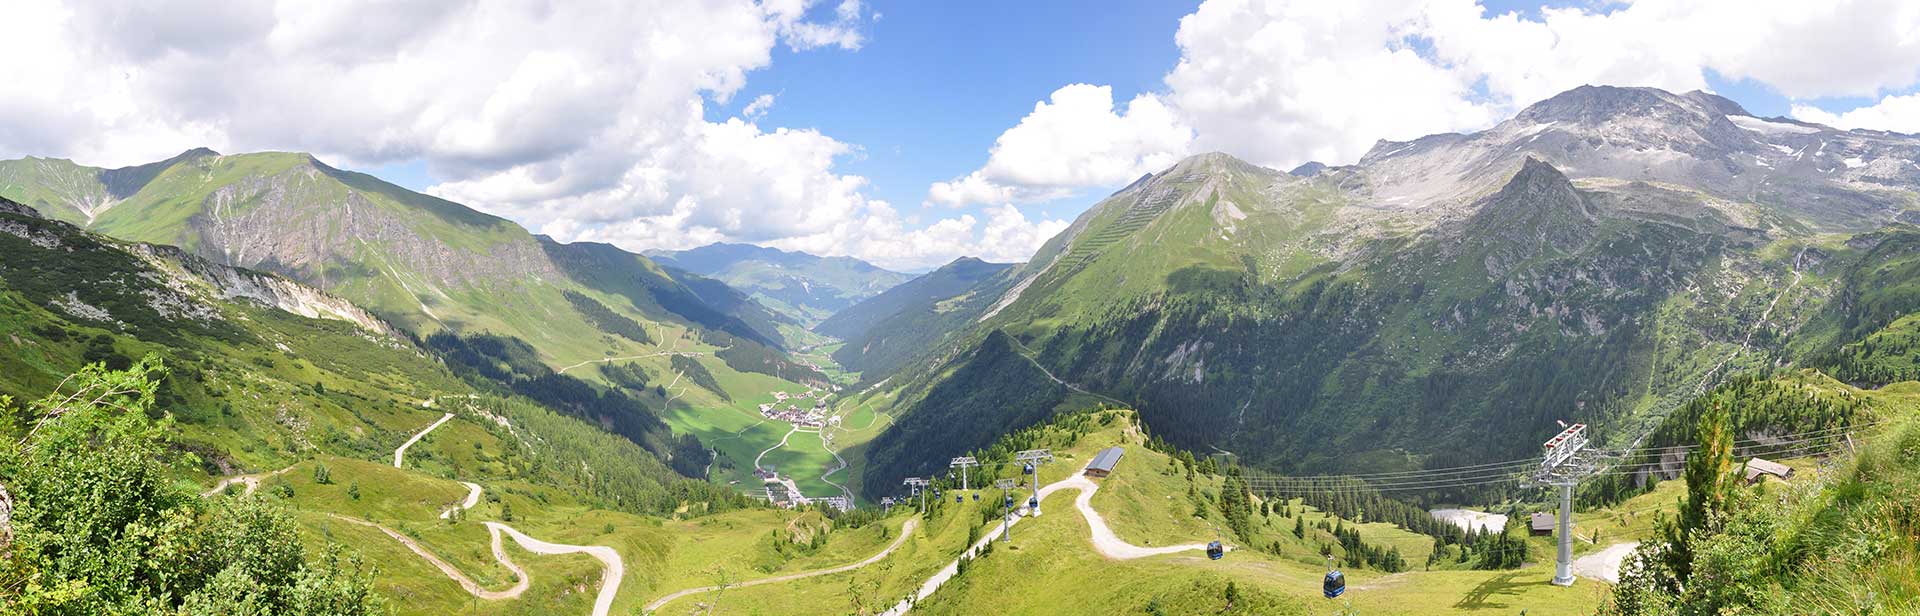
{"left": 187, "top": 161, "right": 561, "bottom": 291}
{"left": 0, "top": 196, "right": 401, "bottom": 343}
{"left": 125, "top": 242, "right": 402, "bottom": 339}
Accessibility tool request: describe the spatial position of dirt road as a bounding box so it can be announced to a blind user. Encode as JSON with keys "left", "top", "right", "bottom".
{"left": 394, "top": 412, "right": 453, "bottom": 468}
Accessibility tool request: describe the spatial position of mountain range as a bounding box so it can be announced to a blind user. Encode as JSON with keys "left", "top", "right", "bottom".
{"left": 842, "top": 85, "right": 1920, "bottom": 489}
{"left": 646, "top": 242, "right": 912, "bottom": 328}
{"left": 7, "top": 82, "right": 1920, "bottom": 616}
{"left": 0, "top": 149, "right": 798, "bottom": 378}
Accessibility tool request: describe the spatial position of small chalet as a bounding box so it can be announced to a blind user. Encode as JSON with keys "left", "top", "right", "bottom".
{"left": 1743, "top": 457, "right": 1795, "bottom": 484}
{"left": 1529, "top": 512, "right": 1555, "bottom": 536}
{"left": 1084, "top": 447, "right": 1125, "bottom": 478}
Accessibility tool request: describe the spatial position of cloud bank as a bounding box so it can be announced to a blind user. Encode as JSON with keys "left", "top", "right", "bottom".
{"left": 931, "top": 0, "right": 1920, "bottom": 207}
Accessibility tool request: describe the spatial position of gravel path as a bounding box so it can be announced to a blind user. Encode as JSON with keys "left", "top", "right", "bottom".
{"left": 486, "top": 522, "right": 625, "bottom": 616}
{"left": 884, "top": 463, "right": 1214, "bottom": 615}
{"left": 1573, "top": 541, "right": 1640, "bottom": 583}
{"left": 394, "top": 412, "right": 453, "bottom": 468}
{"left": 334, "top": 512, "right": 626, "bottom": 616}
{"left": 200, "top": 464, "right": 297, "bottom": 498}
{"left": 439, "top": 481, "right": 483, "bottom": 519}
{"left": 329, "top": 514, "right": 530, "bottom": 600}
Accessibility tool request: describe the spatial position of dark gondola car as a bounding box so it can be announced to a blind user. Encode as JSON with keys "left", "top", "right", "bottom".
{"left": 1323, "top": 570, "right": 1346, "bottom": 598}
{"left": 1206, "top": 541, "right": 1224, "bottom": 560}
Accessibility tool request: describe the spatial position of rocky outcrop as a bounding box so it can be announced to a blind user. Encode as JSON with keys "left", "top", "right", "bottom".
{"left": 186, "top": 160, "right": 559, "bottom": 292}
{"left": 126, "top": 242, "right": 402, "bottom": 338}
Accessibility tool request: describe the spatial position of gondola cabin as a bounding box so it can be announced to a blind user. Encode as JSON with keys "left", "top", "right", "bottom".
{"left": 1206, "top": 541, "right": 1224, "bottom": 560}
{"left": 1324, "top": 570, "right": 1346, "bottom": 598}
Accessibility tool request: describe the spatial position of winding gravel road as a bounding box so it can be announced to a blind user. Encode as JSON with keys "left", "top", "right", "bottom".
{"left": 883, "top": 462, "right": 1214, "bottom": 615}
{"left": 486, "top": 522, "right": 625, "bottom": 616}
{"left": 200, "top": 464, "right": 297, "bottom": 498}
{"left": 333, "top": 513, "right": 626, "bottom": 616}
{"left": 329, "top": 514, "right": 530, "bottom": 601}
{"left": 394, "top": 412, "right": 453, "bottom": 468}
{"left": 439, "top": 481, "right": 483, "bottom": 519}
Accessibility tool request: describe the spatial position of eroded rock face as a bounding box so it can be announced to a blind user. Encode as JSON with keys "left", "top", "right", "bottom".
{"left": 187, "top": 163, "right": 559, "bottom": 293}
{"left": 125, "top": 241, "right": 402, "bottom": 338}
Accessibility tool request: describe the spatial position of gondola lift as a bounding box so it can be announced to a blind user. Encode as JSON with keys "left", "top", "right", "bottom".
{"left": 1323, "top": 555, "right": 1347, "bottom": 599}
{"left": 1206, "top": 541, "right": 1225, "bottom": 560}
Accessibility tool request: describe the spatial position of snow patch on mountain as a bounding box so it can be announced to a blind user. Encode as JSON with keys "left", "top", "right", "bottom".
{"left": 1729, "top": 115, "right": 1822, "bottom": 135}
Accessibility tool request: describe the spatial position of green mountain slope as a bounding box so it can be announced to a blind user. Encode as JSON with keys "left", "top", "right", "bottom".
{"left": 856, "top": 85, "right": 1920, "bottom": 492}
{"left": 0, "top": 196, "right": 714, "bottom": 498}
{"left": 0, "top": 150, "right": 805, "bottom": 398}
{"left": 816, "top": 256, "right": 1018, "bottom": 379}
{"left": 647, "top": 242, "right": 912, "bottom": 326}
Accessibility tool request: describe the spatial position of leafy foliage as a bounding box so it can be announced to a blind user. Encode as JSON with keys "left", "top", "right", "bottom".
{"left": 0, "top": 357, "right": 384, "bottom": 615}
{"left": 1605, "top": 403, "right": 1920, "bottom": 614}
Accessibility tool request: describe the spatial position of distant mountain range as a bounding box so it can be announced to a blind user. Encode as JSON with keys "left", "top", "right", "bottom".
{"left": 814, "top": 256, "right": 1018, "bottom": 379}
{"left": 646, "top": 242, "right": 912, "bottom": 327}
{"left": 850, "top": 85, "right": 1920, "bottom": 490}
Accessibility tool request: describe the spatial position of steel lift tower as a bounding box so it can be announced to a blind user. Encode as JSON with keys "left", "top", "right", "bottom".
{"left": 1014, "top": 448, "right": 1054, "bottom": 516}
{"left": 1534, "top": 422, "right": 1599, "bottom": 587}
{"left": 950, "top": 456, "right": 979, "bottom": 491}
{"left": 903, "top": 477, "right": 931, "bottom": 515}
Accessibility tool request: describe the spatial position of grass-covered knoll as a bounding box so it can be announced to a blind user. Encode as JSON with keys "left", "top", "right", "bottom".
{"left": 855, "top": 407, "right": 1610, "bottom": 615}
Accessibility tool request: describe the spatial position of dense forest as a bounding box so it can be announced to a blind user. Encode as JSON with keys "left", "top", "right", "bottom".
{"left": 563, "top": 290, "right": 654, "bottom": 344}
{"left": 860, "top": 330, "right": 1068, "bottom": 492}
{"left": 423, "top": 331, "right": 688, "bottom": 466}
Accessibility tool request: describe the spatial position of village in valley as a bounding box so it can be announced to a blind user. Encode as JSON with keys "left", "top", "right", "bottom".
{"left": 749, "top": 384, "right": 854, "bottom": 512}
{"left": 756, "top": 387, "right": 838, "bottom": 429}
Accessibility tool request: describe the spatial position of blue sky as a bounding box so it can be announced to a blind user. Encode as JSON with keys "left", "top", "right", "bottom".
{"left": 361, "top": 0, "right": 1202, "bottom": 226}
{"left": 348, "top": 0, "right": 1920, "bottom": 271}
{"left": 9, "top": 0, "right": 1920, "bottom": 271}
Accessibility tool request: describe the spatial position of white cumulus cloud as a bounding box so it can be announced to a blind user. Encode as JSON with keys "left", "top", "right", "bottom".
{"left": 927, "top": 84, "right": 1193, "bottom": 207}
{"left": 0, "top": 0, "right": 1070, "bottom": 269}
{"left": 937, "top": 0, "right": 1920, "bottom": 198}
{"left": 1792, "top": 94, "right": 1920, "bottom": 134}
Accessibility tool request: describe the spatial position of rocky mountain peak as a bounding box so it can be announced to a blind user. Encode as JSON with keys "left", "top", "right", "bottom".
{"left": 1466, "top": 157, "right": 1596, "bottom": 260}
{"left": 1167, "top": 151, "right": 1267, "bottom": 177}
{"left": 1514, "top": 84, "right": 1728, "bottom": 127}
